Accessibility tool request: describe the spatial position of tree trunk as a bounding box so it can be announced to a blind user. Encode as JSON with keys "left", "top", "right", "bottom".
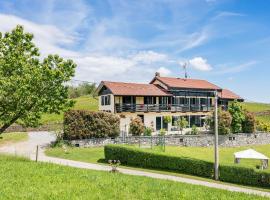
{"left": 0, "top": 115, "right": 22, "bottom": 134}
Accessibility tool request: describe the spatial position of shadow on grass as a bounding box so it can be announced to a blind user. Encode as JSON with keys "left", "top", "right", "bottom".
{"left": 97, "top": 158, "right": 106, "bottom": 163}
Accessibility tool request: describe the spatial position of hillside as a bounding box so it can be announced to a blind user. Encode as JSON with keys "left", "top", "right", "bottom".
{"left": 40, "top": 96, "right": 98, "bottom": 124}
{"left": 241, "top": 102, "right": 270, "bottom": 123}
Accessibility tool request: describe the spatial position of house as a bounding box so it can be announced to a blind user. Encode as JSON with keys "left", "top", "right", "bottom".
{"left": 96, "top": 73, "right": 244, "bottom": 134}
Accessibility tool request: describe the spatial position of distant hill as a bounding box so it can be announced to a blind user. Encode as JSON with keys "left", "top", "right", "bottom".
{"left": 241, "top": 102, "right": 270, "bottom": 123}
{"left": 41, "top": 96, "right": 98, "bottom": 124}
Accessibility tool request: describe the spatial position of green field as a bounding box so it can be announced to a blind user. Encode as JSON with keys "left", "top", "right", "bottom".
{"left": 0, "top": 132, "right": 28, "bottom": 146}
{"left": 46, "top": 144, "right": 270, "bottom": 173}
{"left": 241, "top": 102, "right": 270, "bottom": 113}
{"left": 0, "top": 155, "right": 266, "bottom": 200}
{"left": 40, "top": 96, "right": 98, "bottom": 124}
{"left": 241, "top": 102, "right": 270, "bottom": 124}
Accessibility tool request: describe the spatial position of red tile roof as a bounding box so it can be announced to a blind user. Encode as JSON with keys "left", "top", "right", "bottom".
{"left": 219, "top": 89, "right": 243, "bottom": 100}
{"left": 151, "top": 76, "right": 221, "bottom": 90}
{"left": 101, "top": 81, "right": 172, "bottom": 96}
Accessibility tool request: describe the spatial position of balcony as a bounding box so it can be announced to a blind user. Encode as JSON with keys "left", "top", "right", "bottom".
{"left": 115, "top": 103, "right": 214, "bottom": 113}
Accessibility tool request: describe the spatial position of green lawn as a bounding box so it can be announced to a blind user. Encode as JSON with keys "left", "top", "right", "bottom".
{"left": 0, "top": 132, "right": 28, "bottom": 146}
{"left": 46, "top": 144, "right": 270, "bottom": 173}
{"left": 241, "top": 102, "right": 270, "bottom": 113}
{"left": 40, "top": 96, "right": 98, "bottom": 124}
{"left": 0, "top": 155, "right": 266, "bottom": 200}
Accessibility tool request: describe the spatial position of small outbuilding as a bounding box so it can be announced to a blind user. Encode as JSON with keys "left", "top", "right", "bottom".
{"left": 234, "top": 149, "right": 269, "bottom": 169}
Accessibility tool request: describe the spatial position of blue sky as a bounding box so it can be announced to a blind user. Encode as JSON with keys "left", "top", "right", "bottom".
{"left": 0, "top": 0, "right": 269, "bottom": 102}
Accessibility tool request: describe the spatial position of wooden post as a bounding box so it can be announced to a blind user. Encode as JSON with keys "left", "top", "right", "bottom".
{"left": 35, "top": 145, "right": 39, "bottom": 162}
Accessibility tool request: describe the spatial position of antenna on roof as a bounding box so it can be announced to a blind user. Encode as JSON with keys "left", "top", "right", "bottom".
{"left": 182, "top": 62, "right": 189, "bottom": 79}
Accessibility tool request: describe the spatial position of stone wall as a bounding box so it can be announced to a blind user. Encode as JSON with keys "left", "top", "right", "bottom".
{"left": 69, "top": 132, "right": 270, "bottom": 147}
{"left": 5, "top": 123, "right": 63, "bottom": 133}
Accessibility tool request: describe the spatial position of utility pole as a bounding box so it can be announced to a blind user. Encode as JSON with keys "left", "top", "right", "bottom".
{"left": 214, "top": 90, "right": 219, "bottom": 180}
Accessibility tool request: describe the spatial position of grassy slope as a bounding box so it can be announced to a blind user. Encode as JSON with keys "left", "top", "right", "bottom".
{"left": 40, "top": 96, "right": 98, "bottom": 124}
{"left": 241, "top": 102, "right": 270, "bottom": 123}
{"left": 0, "top": 132, "right": 28, "bottom": 146}
{"left": 46, "top": 144, "right": 270, "bottom": 173}
{"left": 0, "top": 155, "right": 266, "bottom": 200}
{"left": 241, "top": 102, "right": 270, "bottom": 113}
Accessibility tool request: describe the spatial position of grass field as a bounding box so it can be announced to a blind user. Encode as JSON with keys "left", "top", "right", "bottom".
{"left": 241, "top": 102, "right": 270, "bottom": 123}
{"left": 241, "top": 102, "right": 270, "bottom": 113}
{"left": 40, "top": 96, "right": 98, "bottom": 124}
{"left": 0, "top": 155, "right": 266, "bottom": 200}
{"left": 0, "top": 132, "right": 28, "bottom": 146}
{"left": 46, "top": 144, "right": 270, "bottom": 173}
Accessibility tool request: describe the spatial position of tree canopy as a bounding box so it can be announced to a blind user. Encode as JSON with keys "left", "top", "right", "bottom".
{"left": 0, "top": 25, "right": 76, "bottom": 133}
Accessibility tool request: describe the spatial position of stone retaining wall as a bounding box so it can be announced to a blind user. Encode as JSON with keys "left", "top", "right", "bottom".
{"left": 5, "top": 123, "right": 63, "bottom": 133}
{"left": 70, "top": 132, "right": 270, "bottom": 147}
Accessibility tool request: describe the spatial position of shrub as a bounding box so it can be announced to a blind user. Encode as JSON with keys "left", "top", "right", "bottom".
{"left": 256, "top": 121, "right": 270, "bottom": 132}
{"left": 163, "top": 116, "right": 172, "bottom": 124}
{"left": 104, "top": 145, "right": 213, "bottom": 178}
{"left": 104, "top": 145, "right": 270, "bottom": 188}
{"left": 144, "top": 127, "right": 153, "bottom": 136}
{"left": 63, "top": 110, "right": 120, "bottom": 139}
{"left": 228, "top": 101, "right": 245, "bottom": 133}
{"left": 208, "top": 109, "right": 232, "bottom": 135}
{"left": 159, "top": 128, "right": 166, "bottom": 136}
{"left": 129, "top": 117, "right": 144, "bottom": 136}
{"left": 175, "top": 117, "right": 189, "bottom": 134}
{"left": 191, "top": 125, "right": 199, "bottom": 135}
{"left": 242, "top": 111, "right": 256, "bottom": 133}
{"left": 219, "top": 165, "right": 270, "bottom": 188}
{"left": 218, "top": 110, "right": 232, "bottom": 135}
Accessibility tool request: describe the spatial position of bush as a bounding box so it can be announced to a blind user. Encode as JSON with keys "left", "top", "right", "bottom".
{"left": 219, "top": 165, "right": 270, "bottom": 188}
{"left": 159, "top": 128, "right": 166, "bottom": 136}
{"left": 104, "top": 145, "right": 213, "bottom": 178}
{"left": 191, "top": 125, "right": 199, "bottom": 135}
{"left": 208, "top": 109, "right": 232, "bottom": 135}
{"left": 242, "top": 111, "right": 256, "bottom": 133}
{"left": 129, "top": 117, "right": 144, "bottom": 136}
{"left": 219, "top": 110, "right": 232, "bottom": 135}
{"left": 63, "top": 110, "right": 120, "bottom": 139}
{"left": 256, "top": 121, "right": 270, "bottom": 132}
{"left": 163, "top": 116, "right": 172, "bottom": 124}
{"left": 228, "top": 101, "right": 245, "bottom": 133}
{"left": 104, "top": 145, "right": 270, "bottom": 188}
{"left": 144, "top": 127, "right": 153, "bottom": 136}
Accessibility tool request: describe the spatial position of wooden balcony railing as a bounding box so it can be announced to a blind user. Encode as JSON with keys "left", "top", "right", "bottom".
{"left": 115, "top": 104, "right": 214, "bottom": 113}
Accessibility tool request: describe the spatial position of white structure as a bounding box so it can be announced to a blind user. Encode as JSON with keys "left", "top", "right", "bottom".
{"left": 234, "top": 149, "right": 269, "bottom": 169}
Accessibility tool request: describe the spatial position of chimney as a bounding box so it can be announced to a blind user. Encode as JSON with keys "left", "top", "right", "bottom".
{"left": 155, "top": 72, "right": 160, "bottom": 77}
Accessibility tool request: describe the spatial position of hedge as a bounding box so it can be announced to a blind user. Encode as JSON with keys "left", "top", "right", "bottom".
{"left": 104, "top": 145, "right": 214, "bottom": 178}
{"left": 104, "top": 145, "right": 270, "bottom": 188}
{"left": 219, "top": 165, "right": 270, "bottom": 188}
{"left": 64, "top": 110, "right": 120, "bottom": 139}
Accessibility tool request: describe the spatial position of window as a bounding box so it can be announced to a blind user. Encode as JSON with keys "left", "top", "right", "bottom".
{"left": 144, "top": 96, "right": 156, "bottom": 104}
{"left": 123, "top": 96, "right": 136, "bottom": 104}
{"left": 173, "top": 97, "right": 187, "bottom": 105}
{"left": 101, "top": 95, "right": 111, "bottom": 106}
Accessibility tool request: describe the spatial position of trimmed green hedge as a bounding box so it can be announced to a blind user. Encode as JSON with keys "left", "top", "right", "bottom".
{"left": 64, "top": 110, "right": 120, "bottom": 139}
{"left": 104, "top": 145, "right": 213, "bottom": 178}
{"left": 219, "top": 165, "right": 270, "bottom": 188}
{"left": 104, "top": 145, "right": 270, "bottom": 188}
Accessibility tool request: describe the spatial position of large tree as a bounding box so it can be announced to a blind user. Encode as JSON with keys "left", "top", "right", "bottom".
{"left": 0, "top": 25, "right": 76, "bottom": 134}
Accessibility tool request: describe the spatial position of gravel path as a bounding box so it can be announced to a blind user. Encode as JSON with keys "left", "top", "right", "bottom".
{"left": 0, "top": 131, "right": 269, "bottom": 198}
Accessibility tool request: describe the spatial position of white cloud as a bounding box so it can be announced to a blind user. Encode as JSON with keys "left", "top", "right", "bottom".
{"left": 0, "top": 13, "right": 174, "bottom": 83}
{"left": 213, "top": 11, "right": 245, "bottom": 20}
{"left": 157, "top": 67, "right": 171, "bottom": 76}
{"left": 214, "top": 61, "right": 257, "bottom": 74}
{"left": 189, "top": 57, "right": 212, "bottom": 71}
{"left": 0, "top": 14, "right": 78, "bottom": 57}
{"left": 131, "top": 51, "right": 168, "bottom": 63}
